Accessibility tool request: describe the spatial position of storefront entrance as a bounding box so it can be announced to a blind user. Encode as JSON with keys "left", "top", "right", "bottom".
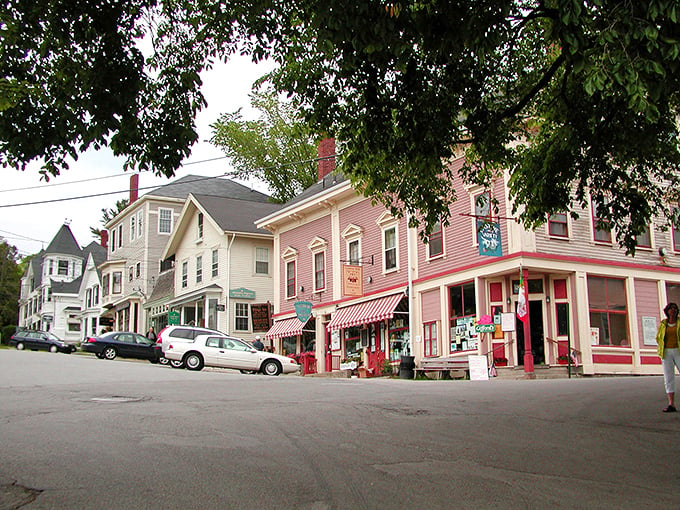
{"left": 516, "top": 300, "right": 545, "bottom": 365}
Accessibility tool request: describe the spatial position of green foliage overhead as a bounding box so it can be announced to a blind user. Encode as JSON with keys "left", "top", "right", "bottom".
{"left": 210, "top": 87, "right": 319, "bottom": 203}
{"left": 0, "top": 239, "right": 22, "bottom": 329}
{"left": 2, "top": 1, "right": 680, "bottom": 253}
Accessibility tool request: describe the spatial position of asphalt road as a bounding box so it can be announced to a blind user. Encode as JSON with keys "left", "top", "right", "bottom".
{"left": 0, "top": 349, "right": 678, "bottom": 509}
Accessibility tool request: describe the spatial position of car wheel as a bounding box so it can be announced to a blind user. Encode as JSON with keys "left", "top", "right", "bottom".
{"left": 16, "top": 342, "right": 25, "bottom": 350}
{"left": 184, "top": 353, "right": 204, "bottom": 371}
{"left": 49, "top": 345, "right": 58, "bottom": 353}
{"left": 170, "top": 359, "right": 185, "bottom": 369}
{"left": 159, "top": 357, "right": 170, "bottom": 366}
{"left": 261, "top": 360, "right": 282, "bottom": 376}
{"left": 103, "top": 346, "right": 117, "bottom": 360}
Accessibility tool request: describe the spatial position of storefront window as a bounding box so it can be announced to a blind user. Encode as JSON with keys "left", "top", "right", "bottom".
{"left": 556, "top": 302, "right": 569, "bottom": 337}
{"left": 424, "top": 322, "right": 437, "bottom": 357}
{"left": 282, "top": 336, "right": 296, "bottom": 356}
{"left": 388, "top": 317, "right": 408, "bottom": 361}
{"left": 344, "top": 327, "right": 362, "bottom": 360}
{"left": 449, "top": 281, "right": 477, "bottom": 352}
{"left": 588, "top": 276, "right": 628, "bottom": 345}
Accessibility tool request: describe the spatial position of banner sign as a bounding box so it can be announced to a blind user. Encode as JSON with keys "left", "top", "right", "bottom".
{"left": 342, "top": 265, "right": 363, "bottom": 296}
{"left": 251, "top": 303, "right": 272, "bottom": 332}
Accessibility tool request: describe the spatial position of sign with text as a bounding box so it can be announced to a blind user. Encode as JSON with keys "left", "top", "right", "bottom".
{"left": 229, "top": 287, "right": 256, "bottom": 299}
{"left": 168, "top": 311, "right": 180, "bottom": 325}
{"left": 251, "top": 303, "right": 272, "bottom": 332}
{"left": 476, "top": 220, "right": 502, "bottom": 257}
{"left": 342, "top": 264, "right": 363, "bottom": 296}
{"left": 475, "top": 323, "right": 496, "bottom": 333}
{"left": 468, "top": 355, "right": 489, "bottom": 381}
{"left": 294, "top": 301, "right": 313, "bottom": 323}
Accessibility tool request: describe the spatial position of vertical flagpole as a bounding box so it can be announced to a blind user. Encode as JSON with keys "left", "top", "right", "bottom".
{"left": 522, "top": 267, "right": 534, "bottom": 376}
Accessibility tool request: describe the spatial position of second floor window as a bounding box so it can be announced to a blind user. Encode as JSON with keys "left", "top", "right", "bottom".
{"left": 137, "top": 211, "right": 143, "bottom": 239}
{"left": 130, "top": 216, "right": 135, "bottom": 240}
{"left": 117, "top": 224, "right": 123, "bottom": 248}
{"left": 112, "top": 272, "right": 122, "bottom": 294}
{"left": 86, "top": 288, "right": 92, "bottom": 308}
{"left": 384, "top": 226, "right": 397, "bottom": 271}
{"left": 286, "top": 261, "right": 296, "bottom": 298}
{"left": 136, "top": 262, "right": 141, "bottom": 278}
{"left": 128, "top": 266, "right": 134, "bottom": 282}
{"left": 255, "top": 247, "right": 269, "bottom": 275}
{"left": 428, "top": 219, "right": 443, "bottom": 258}
{"left": 102, "top": 274, "right": 109, "bottom": 297}
{"left": 93, "top": 284, "right": 99, "bottom": 305}
{"left": 58, "top": 260, "right": 68, "bottom": 276}
{"left": 196, "top": 255, "right": 203, "bottom": 283}
{"left": 159, "top": 208, "right": 173, "bottom": 234}
{"left": 182, "top": 261, "right": 188, "bottom": 288}
{"left": 591, "top": 198, "right": 612, "bottom": 243}
{"left": 348, "top": 239, "right": 360, "bottom": 265}
{"left": 314, "top": 252, "right": 325, "bottom": 291}
{"left": 548, "top": 212, "right": 568, "bottom": 238}
{"left": 212, "top": 249, "right": 219, "bottom": 278}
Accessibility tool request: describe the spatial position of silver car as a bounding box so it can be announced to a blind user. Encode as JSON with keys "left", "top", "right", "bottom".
{"left": 164, "top": 334, "right": 300, "bottom": 376}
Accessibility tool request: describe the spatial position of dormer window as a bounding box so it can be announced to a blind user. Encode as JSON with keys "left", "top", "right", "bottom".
{"left": 58, "top": 260, "right": 68, "bottom": 276}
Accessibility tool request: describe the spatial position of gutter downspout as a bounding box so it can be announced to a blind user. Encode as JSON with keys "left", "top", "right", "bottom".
{"left": 225, "top": 233, "right": 236, "bottom": 335}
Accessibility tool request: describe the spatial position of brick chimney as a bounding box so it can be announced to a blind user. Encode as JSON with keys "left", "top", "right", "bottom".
{"left": 317, "top": 138, "right": 335, "bottom": 181}
{"left": 100, "top": 230, "right": 108, "bottom": 248}
{"left": 130, "top": 174, "right": 139, "bottom": 204}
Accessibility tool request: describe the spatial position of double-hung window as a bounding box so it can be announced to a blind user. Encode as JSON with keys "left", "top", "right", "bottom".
{"left": 181, "top": 261, "right": 188, "bottom": 288}
{"left": 159, "top": 208, "right": 173, "bottom": 234}
{"left": 591, "top": 197, "right": 612, "bottom": 243}
{"left": 255, "top": 247, "right": 269, "bottom": 275}
{"left": 212, "top": 249, "right": 219, "bottom": 278}
{"left": 196, "top": 255, "right": 203, "bottom": 283}
{"left": 235, "top": 303, "right": 249, "bottom": 331}
{"left": 384, "top": 226, "right": 397, "bottom": 271}
{"left": 548, "top": 213, "right": 568, "bottom": 238}
{"left": 286, "top": 261, "right": 296, "bottom": 298}
{"left": 428, "top": 219, "right": 443, "bottom": 258}
{"left": 314, "top": 252, "right": 325, "bottom": 291}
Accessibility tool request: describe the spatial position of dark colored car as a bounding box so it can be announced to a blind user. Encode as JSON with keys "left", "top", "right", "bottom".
{"left": 82, "top": 331, "right": 162, "bottom": 363}
{"left": 9, "top": 330, "right": 76, "bottom": 354}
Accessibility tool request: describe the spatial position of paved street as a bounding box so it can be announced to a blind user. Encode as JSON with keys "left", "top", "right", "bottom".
{"left": 0, "top": 349, "right": 678, "bottom": 509}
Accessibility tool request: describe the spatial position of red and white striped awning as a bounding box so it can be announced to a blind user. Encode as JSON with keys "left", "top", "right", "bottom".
{"left": 326, "top": 293, "right": 403, "bottom": 332}
{"left": 265, "top": 317, "right": 305, "bottom": 340}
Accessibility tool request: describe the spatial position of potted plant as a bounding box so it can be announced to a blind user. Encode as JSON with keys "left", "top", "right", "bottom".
{"left": 557, "top": 355, "right": 569, "bottom": 365}
{"left": 493, "top": 357, "right": 508, "bottom": 367}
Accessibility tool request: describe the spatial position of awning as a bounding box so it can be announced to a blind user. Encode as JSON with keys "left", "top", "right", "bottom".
{"left": 326, "top": 293, "right": 403, "bottom": 332}
{"left": 266, "top": 317, "right": 305, "bottom": 340}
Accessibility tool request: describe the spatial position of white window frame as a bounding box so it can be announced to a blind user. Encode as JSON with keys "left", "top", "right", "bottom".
{"left": 137, "top": 211, "right": 143, "bottom": 239}
{"left": 212, "top": 249, "right": 219, "bottom": 278}
{"left": 376, "top": 213, "right": 399, "bottom": 273}
{"left": 255, "top": 247, "right": 270, "bottom": 275}
{"left": 159, "top": 208, "right": 173, "bottom": 234}
{"left": 197, "top": 212, "right": 204, "bottom": 240}
{"left": 342, "top": 224, "right": 364, "bottom": 265}
{"left": 130, "top": 216, "right": 135, "bottom": 241}
{"left": 281, "top": 247, "right": 299, "bottom": 300}
{"left": 196, "top": 255, "right": 203, "bottom": 284}
{"left": 235, "top": 302, "right": 249, "bottom": 331}
{"left": 181, "top": 261, "right": 188, "bottom": 288}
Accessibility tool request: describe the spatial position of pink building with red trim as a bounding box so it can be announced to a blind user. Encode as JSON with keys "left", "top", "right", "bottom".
{"left": 257, "top": 143, "right": 677, "bottom": 377}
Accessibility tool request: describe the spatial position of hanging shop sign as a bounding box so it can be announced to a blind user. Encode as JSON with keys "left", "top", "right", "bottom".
{"left": 342, "top": 264, "right": 363, "bottom": 296}
{"left": 476, "top": 219, "right": 502, "bottom": 257}
{"left": 294, "top": 300, "right": 313, "bottom": 323}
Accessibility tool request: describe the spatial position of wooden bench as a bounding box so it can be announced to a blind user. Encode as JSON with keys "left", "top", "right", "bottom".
{"left": 415, "top": 357, "right": 470, "bottom": 379}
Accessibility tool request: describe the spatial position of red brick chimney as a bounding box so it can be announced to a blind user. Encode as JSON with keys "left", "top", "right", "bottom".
{"left": 317, "top": 138, "right": 335, "bottom": 181}
{"left": 130, "top": 174, "right": 139, "bottom": 204}
{"left": 100, "top": 230, "right": 109, "bottom": 248}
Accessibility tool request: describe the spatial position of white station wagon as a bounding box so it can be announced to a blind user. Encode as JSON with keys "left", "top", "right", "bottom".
{"left": 164, "top": 334, "right": 300, "bottom": 376}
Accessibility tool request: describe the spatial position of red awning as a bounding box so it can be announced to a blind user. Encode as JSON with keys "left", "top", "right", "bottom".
{"left": 326, "top": 293, "right": 403, "bottom": 332}
{"left": 265, "top": 317, "right": 305, "bottom": 340}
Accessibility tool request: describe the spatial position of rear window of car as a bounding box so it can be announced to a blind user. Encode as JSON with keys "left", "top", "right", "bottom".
{"left": 172, "top": 329, "right": 195, "bottom": 339}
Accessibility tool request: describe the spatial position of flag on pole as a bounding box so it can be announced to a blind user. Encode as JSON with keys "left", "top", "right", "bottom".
{"left": 517, "top": 267, "right": 528, "bottom": 323}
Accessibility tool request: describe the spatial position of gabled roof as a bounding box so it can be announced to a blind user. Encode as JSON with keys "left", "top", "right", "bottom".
{"left": 284, "top": 170, "right": 347, "bottom": 208}
{"left": 145, "top": 175, "right": 271, "bottom": 203}
{"left": 82, "top": 241, "right": 106, "bottom": 267}
{"left": 146, "top": 268, "right": 174, "bottom": 304}
{"left": 45, "top": 224, "right": 81, "bottom": 256}
{"left": 193, "top": 194, "right": 282, "bottom": 235}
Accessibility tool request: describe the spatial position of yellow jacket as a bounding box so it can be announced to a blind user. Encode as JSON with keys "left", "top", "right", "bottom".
{"left": 656, "top": 319, "right": 680, "bottom": 358}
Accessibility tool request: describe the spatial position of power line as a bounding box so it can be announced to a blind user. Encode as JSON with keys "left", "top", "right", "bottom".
{"left": 0, "top": 153, "right": 338, "bottom": 209}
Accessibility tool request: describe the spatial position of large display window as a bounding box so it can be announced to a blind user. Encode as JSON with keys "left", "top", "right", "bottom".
{"left": 449, "top": 281, "right": 477, "bottom": 352}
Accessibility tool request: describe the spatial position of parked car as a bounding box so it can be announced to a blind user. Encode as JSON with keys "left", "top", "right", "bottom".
{"left": 156, "top": 325, "right": 224, "bottom": 368}
{"left": 81, "top": 331, "right": 162, "bottom": 363}
{"left": 164, "top": 334, "right": 300, "bottom": 376}
{"left": 9, "top": 330, "right": 75, "bottom": 354}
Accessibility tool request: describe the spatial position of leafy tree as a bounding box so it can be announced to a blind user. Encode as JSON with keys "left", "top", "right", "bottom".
{"left": 2, "top": 1, "right": 680, "bottom": 252}
{"left": 90, "top": 199, "right": 130, "bottom": 239}
{"left": 0, "top": 238, "right": 22, "bottom": 332}
{"left": 210, "top": 86, "right": 319, "bottom": 203}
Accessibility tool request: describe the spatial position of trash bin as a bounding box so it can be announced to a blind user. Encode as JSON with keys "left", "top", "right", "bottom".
{"left": 399, "top": 355, "right": 415, "bottom": 379}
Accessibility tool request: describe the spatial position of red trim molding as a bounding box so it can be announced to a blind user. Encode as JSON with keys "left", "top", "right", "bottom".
{"left": 641, "top": 356, "right": 662, "bottom": 365}
{"left": 592, "top": 354, "right": 633, "bottom": 364}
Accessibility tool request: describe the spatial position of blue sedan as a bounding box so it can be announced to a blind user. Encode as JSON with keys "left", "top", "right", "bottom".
{"left": 81, "top": 332, "right": 162, "bottom": 363}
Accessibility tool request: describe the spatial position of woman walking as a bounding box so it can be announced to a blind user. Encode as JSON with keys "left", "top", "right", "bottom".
{"left": 656, "top": 302, "right": 680, "bottom": 412}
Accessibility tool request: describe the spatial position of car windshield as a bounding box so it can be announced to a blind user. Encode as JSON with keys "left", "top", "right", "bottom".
{"left": 45, "top": 332, "right": 61, "bottom": 341}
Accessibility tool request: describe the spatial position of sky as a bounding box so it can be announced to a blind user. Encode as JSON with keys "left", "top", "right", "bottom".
{"left": 0, "top": 55, "right": 274, "bottom": 258}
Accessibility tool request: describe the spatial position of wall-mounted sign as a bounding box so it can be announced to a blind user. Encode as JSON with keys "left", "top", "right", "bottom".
{"left": 642, "top": 316, "right": 657, "bottom": 346}
{"left": 294, "top": 301, "right": 313, "bottom": 323}
{"left": 477, "top": 220, "right": 502, "bottom": 257}
{"left": 229, "top": 287, "right": 256, "bottom": 299}
{"left": 342, "top": 265, "right": 363, "bottom": 296}
{"left": 251, "top": 303, "right": 272, "bottom": 332}
{"left": 475, "top": 323, "right": 496, "bottom": 333}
